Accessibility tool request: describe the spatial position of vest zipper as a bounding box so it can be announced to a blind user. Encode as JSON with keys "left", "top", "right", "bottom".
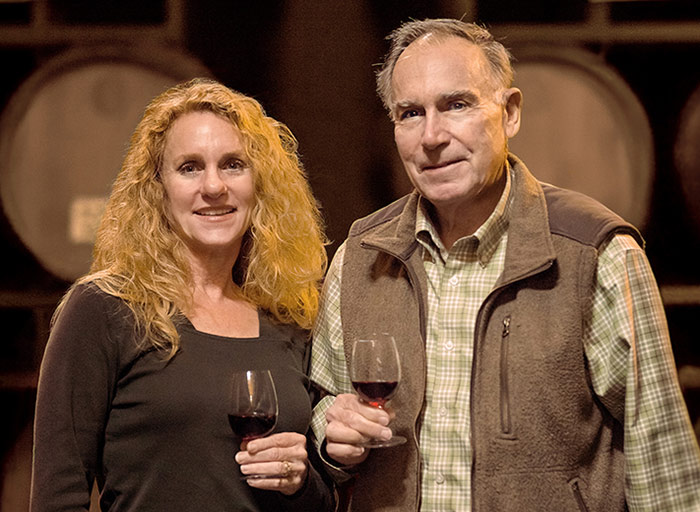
{"left": 500, "top": 315, "right": 512, "bottom": 435}
{"left": 569, "top": 479, "right": 590, "bottom": 512}
{"left": 471, "top": 257, "right": 553, "bottom": 502}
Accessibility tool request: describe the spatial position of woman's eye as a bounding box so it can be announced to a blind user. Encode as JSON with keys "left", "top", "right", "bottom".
{"left": 178, "top": 163, "right": 197, "bottom": 174}
{"left": 224, "top": 159, "right": 247, "bottom": 172}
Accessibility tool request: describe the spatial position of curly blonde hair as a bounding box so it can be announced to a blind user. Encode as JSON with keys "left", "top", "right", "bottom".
{"left": 63, "top": 78, "right": 327, "bottom": 356}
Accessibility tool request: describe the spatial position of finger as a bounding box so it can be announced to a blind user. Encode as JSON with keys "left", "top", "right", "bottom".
{"left": 242, "top": 460, "right": 309, "bottom": 495}
{"left": 245, "top": 473, "right": 305, "bottom": 495}
{"left": 238, "top": 459, "right": 302, "bottom": 479}
{"left": 326, "top": 439, "right": 367, "bottom": 462}
{"left": 236, "top": 442, "right": 308, "bottom": 465}
{"left": 326, "top": 409, "right": 392, "bottom": 444}
{"left": 329, "top": 394, "right": 391, "bottom": 422}
{"left": 383, "top": 404, "right": 397, "bottom": 421}
{"left": 327, "top": 395, "right": 391, "bottom": 428}
{"left": 325, "top": 418, "right": 370, "bottom": 445}
{"left": 238, "top": 460, "right": 279, "bottom": 478}
{"left": 246, "top": 432, "right": 306, "bottom": 454}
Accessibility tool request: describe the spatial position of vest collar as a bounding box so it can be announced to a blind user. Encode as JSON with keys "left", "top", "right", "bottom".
{"left": 356, "top": 192, "right": 422, "bottom": 262}
{"left": 496, "top": 154, "right": 557, "bottom": 287}
{"left": 357, "top": 154, "right": 557, "bottom": 284}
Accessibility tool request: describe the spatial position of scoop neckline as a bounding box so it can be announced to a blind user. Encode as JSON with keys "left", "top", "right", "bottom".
{"left": 179, "top": 309, "right": 263, "bottom": 341}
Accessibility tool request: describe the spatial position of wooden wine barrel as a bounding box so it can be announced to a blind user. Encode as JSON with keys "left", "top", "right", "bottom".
{"left": 509, "top": 47, "right": 654, "bottom": 229}
{"left": 0, "top": 47, "right": 211, "bottom": 281}
{"left": 674, "top": 83, "right": 700, "bottom": 234}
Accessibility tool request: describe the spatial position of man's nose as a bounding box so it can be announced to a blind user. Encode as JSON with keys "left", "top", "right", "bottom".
{"left": 421, "top": 111, "right": 449, "bottom": 149}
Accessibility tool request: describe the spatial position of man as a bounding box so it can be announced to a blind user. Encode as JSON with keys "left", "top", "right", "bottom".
{"left": 310, "top": 18, "right": 700, "bottom": 511}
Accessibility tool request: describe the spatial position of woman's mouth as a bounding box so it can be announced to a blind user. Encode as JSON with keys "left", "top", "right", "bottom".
{"left": 194, "top": 207, "right": 236, "bottom": 217}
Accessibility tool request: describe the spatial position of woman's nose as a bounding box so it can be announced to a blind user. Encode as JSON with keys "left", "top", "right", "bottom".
{"left": 202, "top": 168, "right": 226, "bottom": 197}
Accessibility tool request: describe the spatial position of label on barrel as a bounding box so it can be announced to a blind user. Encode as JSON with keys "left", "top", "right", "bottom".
{"left": 69, "top": 196, "right": 107, "bottom": 244}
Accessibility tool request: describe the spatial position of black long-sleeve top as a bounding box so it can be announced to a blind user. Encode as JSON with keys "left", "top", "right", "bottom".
{"left": 31, "top": 283, "right": 334, "bottom": 511}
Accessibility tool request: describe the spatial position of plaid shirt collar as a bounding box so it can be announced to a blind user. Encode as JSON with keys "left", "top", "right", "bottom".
{"left": 415, "top": 162, "right": 513, "bottom": 265}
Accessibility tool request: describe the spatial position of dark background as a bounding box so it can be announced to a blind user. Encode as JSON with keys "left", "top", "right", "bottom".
{"left": 1, "top": 1, "right": 700, "bottom": 508}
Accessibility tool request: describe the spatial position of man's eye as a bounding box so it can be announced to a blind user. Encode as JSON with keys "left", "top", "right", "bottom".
{"left": 399, "top": 109, "right": 420, "bottom": 120}
{"left": 449, "top": 101, "right": 467, "bottom": 111}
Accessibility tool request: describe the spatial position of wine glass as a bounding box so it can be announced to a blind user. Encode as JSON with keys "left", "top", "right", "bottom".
{"left": 228, "top": 369, "right": 278, "bottom": 479}
{"left": 350, "top": 333, "right": 406, "bottom": 447}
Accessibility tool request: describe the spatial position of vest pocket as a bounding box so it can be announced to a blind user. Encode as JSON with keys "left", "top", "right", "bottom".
{"left": 568, "top": 478, "right": 590, "bottom": 512}
{"left": 500, "top": 315, "right": 513, "bottom": 436}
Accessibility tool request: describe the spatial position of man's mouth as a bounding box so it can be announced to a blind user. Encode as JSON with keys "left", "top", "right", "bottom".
{"left": 422, "top": 159, "right": 461, "bottom": 172}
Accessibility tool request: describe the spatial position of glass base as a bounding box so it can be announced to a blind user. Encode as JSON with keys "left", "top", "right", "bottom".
{"left": 360, "top": 435, "right": 407, "bottom": 448}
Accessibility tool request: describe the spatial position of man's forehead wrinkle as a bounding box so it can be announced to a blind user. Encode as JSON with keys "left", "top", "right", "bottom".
{"left": 391, "top": 35, "right": 498, "bottom": 112}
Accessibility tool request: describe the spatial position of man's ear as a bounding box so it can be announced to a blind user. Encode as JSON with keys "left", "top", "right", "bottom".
{"left": 503, "top": 87, "right": 522, "bottom": 138}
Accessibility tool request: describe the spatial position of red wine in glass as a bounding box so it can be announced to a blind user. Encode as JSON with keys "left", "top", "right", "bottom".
{"left": 228, "top": 412, "right": 277, "bottom": 440}
{"left": 350, "top": 334, "right": 406, "bottom": 447}
{"left": 351, "top": 380, "right": 398, "bottom": 408}
{"left": 229, "top": 369, "right": 279, "bottom": 479}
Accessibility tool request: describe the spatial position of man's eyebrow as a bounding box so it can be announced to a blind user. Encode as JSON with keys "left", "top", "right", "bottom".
{"left": 391, "top": 89, "right": 483, "bottom": 114}
{"left": 394, "top": 99, "right": 419, "bottom": 109}
{"left": 441, "top": 90, "right": 479, "bottom": 103}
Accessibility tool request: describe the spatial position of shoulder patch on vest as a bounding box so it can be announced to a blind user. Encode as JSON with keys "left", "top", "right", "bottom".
{"left": 542, "top": 183, "right": 643, "bottom": 248}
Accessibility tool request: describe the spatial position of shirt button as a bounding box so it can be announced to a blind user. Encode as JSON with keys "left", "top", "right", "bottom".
{"left": 438, "top": 407, "right": 448, "bottom": 417}
{"left": 444, "top": 340, "right": 455, "bottom": 351}
{"left": 435, "top": 472, "right": 445, "bottom": 484}
{"left": 448, "top": 275, "right": 459, "bottom": 286}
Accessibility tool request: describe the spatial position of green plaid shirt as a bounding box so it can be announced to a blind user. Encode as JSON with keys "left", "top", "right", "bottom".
{"left": 310, "top": 172, "right": 700, "bottom": 511}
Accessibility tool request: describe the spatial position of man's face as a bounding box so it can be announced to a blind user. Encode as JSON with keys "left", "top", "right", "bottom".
{"left": 391, "top": 36, "right": 520, "bottom": 215}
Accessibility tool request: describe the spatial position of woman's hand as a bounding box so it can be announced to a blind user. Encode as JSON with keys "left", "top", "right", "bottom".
{"left": 235, "top": 432, "right": 309, "bottom": 495}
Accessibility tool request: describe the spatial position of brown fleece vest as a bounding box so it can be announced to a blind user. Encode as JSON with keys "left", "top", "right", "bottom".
{"left": 338, "top": 156, "right": 641, "bottom": 511}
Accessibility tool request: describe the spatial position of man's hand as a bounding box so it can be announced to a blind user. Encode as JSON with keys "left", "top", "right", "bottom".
{"left": 324, "top": 393, "right": 393, "bottom": 466}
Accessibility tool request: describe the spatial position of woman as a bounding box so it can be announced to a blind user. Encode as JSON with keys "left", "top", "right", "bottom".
{"left": 30, "top": 78, "right": 333, "bottom": 511}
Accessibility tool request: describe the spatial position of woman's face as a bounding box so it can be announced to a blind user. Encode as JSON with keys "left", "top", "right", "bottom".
{"left": 160, "top": 111, "right": 255, "bottom": 261}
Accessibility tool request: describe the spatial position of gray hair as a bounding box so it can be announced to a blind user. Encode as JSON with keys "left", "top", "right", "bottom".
{"left": 375, "top": 18, "right": 515, "bottom": 112}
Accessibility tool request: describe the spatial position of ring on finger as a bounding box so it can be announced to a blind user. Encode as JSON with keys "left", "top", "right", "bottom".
{"left": 281, "top": 460, "right": 292, "bottom": 478}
